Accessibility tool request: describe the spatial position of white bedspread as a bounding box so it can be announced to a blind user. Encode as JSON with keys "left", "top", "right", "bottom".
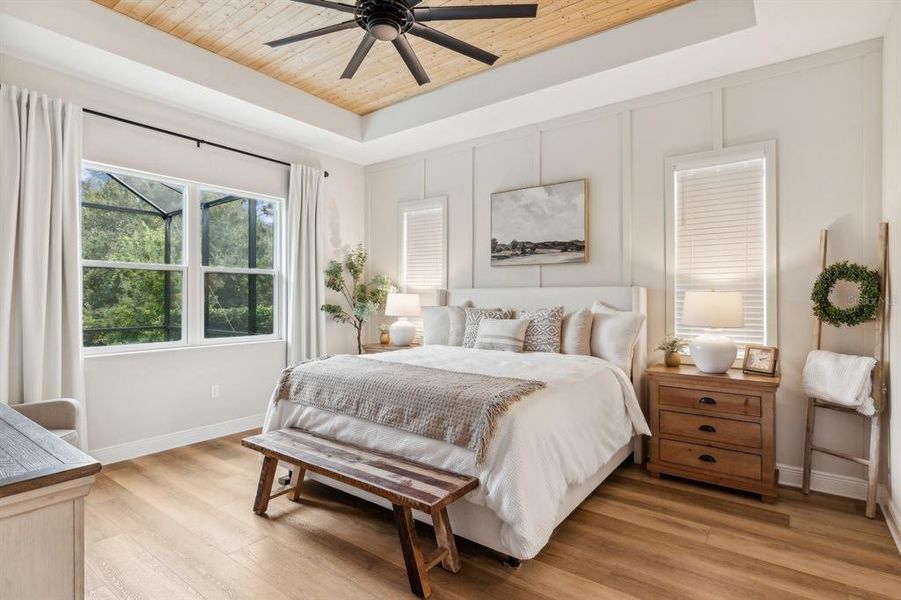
{"left": 262, "top": 346, "right": 650, "bottom": 558}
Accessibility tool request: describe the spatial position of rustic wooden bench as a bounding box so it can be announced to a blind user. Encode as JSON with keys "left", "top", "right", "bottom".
{"left": 242, "top": 428, "right": 479, "bottom": 598}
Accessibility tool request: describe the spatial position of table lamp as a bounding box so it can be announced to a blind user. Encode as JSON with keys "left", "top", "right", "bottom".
{"left": 682, "top": 290, "right": 744, "bottom": 373}
{"left": 384, "top": 293, "right": 421, "bottom": 346}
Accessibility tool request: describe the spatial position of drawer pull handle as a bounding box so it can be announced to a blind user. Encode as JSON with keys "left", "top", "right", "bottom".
{"left": 699, "top": 424, "right": 716, "bottom": 433}
{"left": 698, "top": 454, "right": 717, "bottom": 463}
{"left": 698, "top": 397, "right": 717, "bottom": 405}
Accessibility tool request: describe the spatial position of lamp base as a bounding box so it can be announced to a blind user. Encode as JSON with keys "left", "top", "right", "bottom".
{"left": 389, "top": 318, "right": 416, "bottom": 346}
{"left": 689, "top": 333, "right": 737, "bottom": 373}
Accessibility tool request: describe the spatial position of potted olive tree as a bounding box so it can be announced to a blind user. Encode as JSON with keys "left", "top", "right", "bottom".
{"left": 321, "top": 244, "right": 392, "bottom": 354}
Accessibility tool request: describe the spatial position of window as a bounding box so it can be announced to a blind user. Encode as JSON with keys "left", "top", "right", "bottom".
{"left": 80, "top": 163, "right": 281, "bottom": 351}
{"left": 666, "top": 142, "right": 777, "bottom": 354}
{"left": 398, "top": 197, "right": 447, "bottom": 341}
{"left": 81, "top": 168, "right": 185, "bottom": 347}
{"left": 399, "top": 197, "right": 447, "bottom": 292}
{"left": 201, "top": 190, "right": 277, "bottom": 338}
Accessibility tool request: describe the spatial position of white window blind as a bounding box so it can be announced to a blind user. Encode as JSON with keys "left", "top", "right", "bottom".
{"left": 674, "top": 157, "right": 767, "bottom": 347}
{"left": 401, "top": 202, "right": 445, "bottom": 291}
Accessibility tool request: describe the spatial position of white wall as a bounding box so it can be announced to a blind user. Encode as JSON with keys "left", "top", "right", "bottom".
{"left": 365, "top": 41, "right": 884, "bottom": 488}
{"left": 0, "top": 54, "right": 366, "bottom": 457}
{"left": 882, "top": 2, "right": 901, "bottom": 543}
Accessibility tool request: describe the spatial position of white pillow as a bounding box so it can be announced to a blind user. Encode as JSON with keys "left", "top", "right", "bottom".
{"left": 474, "top": 318, "right": 531, "bottom": 352}
{"left": 422, "top": 304, "right": 469, "bottom": 346}
{"left": 463, "top": 307, "right": 513, "bottom": 348}
{"left": 589, "top": 301, "right": 645, "bottom": 371}
{"left": 560, "top": 308, "right": 593, "bottom": 356}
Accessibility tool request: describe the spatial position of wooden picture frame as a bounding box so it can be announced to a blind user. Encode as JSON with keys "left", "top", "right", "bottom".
{"left": 743, "top": 345, "right": 779, "bottom": 376}
{"left": 490, "top": 179, "right": 588, "bottom": 266}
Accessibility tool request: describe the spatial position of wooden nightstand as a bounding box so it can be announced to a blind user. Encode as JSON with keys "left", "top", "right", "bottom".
{"left": 362, "top": 343, "right": 420, "bottom": 354}
{"left": 646, "top": 364, "right": 781, "bottom": 503}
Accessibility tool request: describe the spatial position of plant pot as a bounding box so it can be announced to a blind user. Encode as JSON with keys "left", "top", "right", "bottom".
{"left": 664, "top": 351, "right": 681, "bottom": 368}
{"left": 380, "top": 332, "right": 390, "bottom": 345}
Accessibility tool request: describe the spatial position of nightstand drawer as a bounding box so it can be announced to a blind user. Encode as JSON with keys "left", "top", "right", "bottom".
{"left": 660, "top": 439, "right": 761, "bottom": 481}
{"left": 660, "top": 411, "right": 761, "bottom": 448}
{"left": 658, "top": 385, "right": 761, "bottom": 417}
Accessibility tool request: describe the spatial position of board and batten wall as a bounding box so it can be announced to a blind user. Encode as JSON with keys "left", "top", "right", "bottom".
{"left": 365, "top": 40, "right": 883, "bottom": 490}
{"left": 0, "top": 53, "right": 366, "bottom": 461}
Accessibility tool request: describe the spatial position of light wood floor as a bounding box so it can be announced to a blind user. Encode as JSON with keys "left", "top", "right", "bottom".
{"left": 84, "top": 430, "right": 901, "bottom": 599}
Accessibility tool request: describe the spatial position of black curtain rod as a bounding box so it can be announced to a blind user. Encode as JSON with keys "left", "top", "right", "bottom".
{"left": 84, "top": 108, "right": 329, "bottom": 177}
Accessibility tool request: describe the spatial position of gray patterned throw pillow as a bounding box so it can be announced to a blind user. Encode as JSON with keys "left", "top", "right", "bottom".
{"left": 463, "top": 307, "right": 513, "bottom": 348}
{"left": 515, "top": 306, "right": 564, "bottom": 353}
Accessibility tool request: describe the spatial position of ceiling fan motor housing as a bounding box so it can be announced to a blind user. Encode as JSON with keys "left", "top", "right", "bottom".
{"left": 357, "top": 0, "right": 414, "bottom": 41}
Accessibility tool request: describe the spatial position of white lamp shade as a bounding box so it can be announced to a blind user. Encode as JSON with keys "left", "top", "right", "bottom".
{"left": 681, "top": 291, "right": 744, "bottom": 329}
{"left": 384, "top": 293, "right": 421, "bottom": 317}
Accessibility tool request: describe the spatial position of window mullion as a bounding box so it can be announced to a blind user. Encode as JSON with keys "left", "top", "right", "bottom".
{"left": 187, "top": 182, "right": 203, "bottom": 346}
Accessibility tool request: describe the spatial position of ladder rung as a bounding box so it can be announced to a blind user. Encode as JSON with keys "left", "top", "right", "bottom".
{"left": 810, "top": 445, "right": 870, "bottom": 466}
{"left": 812, "top": 400, "right": 862, "bottom": 414}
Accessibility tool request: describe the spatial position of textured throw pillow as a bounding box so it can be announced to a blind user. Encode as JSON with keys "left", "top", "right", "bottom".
{"left": 589, "top": 301, "right": 645, "bottom": 372}
{"left": 422, "top": 304, "right": 469, "bottom": 346}
{"left": 462, "top": 307, "right": 513, "bottom": 348}
{"left": 515, "top": 306, "right": 564, "bottom": 353}
{"left": 474, "top": 318, "right": 531, "bottom": 352}
{"left": 560, "top": 308, "right": 593, "bottom": 355}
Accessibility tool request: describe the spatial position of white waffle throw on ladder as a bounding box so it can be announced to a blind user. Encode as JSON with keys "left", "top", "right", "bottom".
{"left": 802, "top": 350, "right": 877, "bottom": 416}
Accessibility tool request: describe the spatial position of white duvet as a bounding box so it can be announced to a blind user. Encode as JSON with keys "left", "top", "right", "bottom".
{"left": 262, "top": 345, "right": 650, "bottom": 558}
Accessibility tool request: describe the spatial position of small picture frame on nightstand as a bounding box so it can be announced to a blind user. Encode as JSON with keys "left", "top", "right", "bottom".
{"left": 743, "top": 345, "right": 778, "bottom": 376}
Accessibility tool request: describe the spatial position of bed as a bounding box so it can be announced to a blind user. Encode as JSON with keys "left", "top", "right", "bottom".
{"left": 262, "top": 286, "right": 649, "bottom": 561}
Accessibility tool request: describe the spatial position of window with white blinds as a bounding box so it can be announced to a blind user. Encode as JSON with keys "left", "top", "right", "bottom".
{"left": 671, "top": 149, "right": 773, "bottom": 349}
{"left": 400, "top": 198, "right": 446, "bottom": 292}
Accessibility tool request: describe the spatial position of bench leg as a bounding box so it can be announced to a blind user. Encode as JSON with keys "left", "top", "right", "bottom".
{"left": 290, "top": 467, "right": 306, "bottom": 502}
{"left": 253, "top": 456, "right": 278, "bottom": 515}
{"left": 431, "top": 507, "right": 460, "bottom": 573}
{"left": 393, "top": 504, "right": 430, "bottom": 598}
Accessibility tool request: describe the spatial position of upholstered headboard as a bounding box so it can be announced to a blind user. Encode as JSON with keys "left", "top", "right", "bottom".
{"left": 447, "top": 286, "right": 648, "bottom": 397}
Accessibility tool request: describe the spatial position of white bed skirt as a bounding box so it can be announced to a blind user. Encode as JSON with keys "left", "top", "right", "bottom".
{"left": 287, "top": 439, "right": 634, "bottom": 560}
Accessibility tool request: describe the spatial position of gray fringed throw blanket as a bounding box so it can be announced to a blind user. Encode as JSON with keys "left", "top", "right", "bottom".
{"left": 274, "top": 355, "right": 546, "bottom": 463}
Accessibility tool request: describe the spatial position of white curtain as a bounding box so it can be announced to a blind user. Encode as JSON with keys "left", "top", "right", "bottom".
{"left": 286, "top": 164, "right": 326, "bottom": 365}
{"left": 0, "top": 84, "right": 87, "bottom": 447}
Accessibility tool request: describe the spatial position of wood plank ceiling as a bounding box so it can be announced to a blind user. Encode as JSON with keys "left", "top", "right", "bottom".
{"left": 93, "top": 0, "right": 692, "bottom": 115}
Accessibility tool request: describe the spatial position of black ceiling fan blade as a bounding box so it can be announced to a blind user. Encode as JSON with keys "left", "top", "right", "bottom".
{"left": 289, "top": 0, "right": 357, "bottom": 14}
{"left": 405, "top": 0, "right": 425, "bottom": 6}
{"left": 412, "top": 4, "right": 538, "bottom": 22}
{"left": 392, "top": 35, "right": 430, "bottom": 86}
{"left": 341, "top": 34, "right": 376, "bottom": 79}
{"left": 265, "top": 20, "right": 358, "bottom": 48}
{"left": 409, "top": 23, "right": 498, "bottom": 66}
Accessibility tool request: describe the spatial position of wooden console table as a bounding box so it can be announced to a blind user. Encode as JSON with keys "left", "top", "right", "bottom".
{"left": 0, "top": 403, "right": 101, "bottom": 599}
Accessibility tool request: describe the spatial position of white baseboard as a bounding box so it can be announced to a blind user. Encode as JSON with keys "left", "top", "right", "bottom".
{"left": 879, "top": 490, "right": 901, "bottom": 556}
{"left": 88, "top": 413, "right": 264, "bottom": 465}
{"left": 777, "top": 463, "right": 868, "bottom": 500}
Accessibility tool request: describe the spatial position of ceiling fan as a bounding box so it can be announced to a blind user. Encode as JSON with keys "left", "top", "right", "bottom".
{"left": 264, "top": 0, "right": 539, "bottom": 86}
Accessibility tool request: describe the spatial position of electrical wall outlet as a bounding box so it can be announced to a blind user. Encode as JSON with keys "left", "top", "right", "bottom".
{"left": 210, "top": 384, "right": 220, "bottom": 399}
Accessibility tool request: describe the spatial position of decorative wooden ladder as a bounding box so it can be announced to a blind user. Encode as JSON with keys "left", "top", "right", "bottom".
{"left": 802, "top": 223, "right": 888, "bottom": 518}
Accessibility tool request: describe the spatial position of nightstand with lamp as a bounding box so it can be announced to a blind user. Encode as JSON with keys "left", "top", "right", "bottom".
{"left": 384, "top": 292, "right": 421, "bottom": 347}
{"left": 647, "top": 289, "right": 780, "bottom": 502}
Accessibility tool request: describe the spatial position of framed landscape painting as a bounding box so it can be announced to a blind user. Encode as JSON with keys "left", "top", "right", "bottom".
{"left": 490, "top": 179, "right": 587, "bottom": 266}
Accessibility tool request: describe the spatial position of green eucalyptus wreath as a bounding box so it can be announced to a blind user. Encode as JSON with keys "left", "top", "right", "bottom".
{"left": 811, "top": 261, "right": 881, "bottom": 327}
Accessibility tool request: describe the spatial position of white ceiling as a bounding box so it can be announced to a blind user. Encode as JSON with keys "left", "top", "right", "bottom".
{"left": 0, "top": 0, "right": 896, "bottom": 165}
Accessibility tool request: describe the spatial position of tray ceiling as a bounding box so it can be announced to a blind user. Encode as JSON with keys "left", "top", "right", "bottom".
{"left": 92, "top": 0, "right": 691, "bottom": 115}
